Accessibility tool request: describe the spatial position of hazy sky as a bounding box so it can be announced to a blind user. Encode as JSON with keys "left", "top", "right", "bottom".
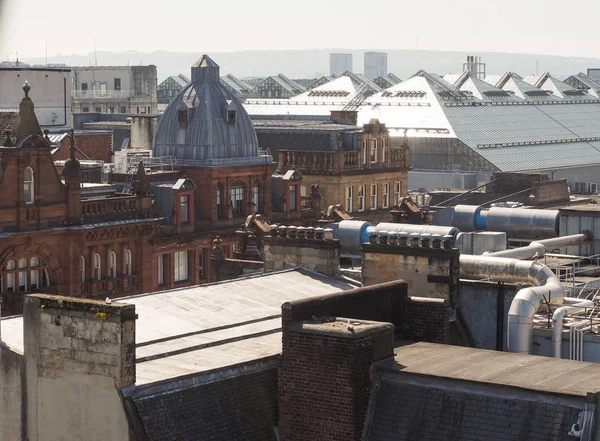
{"left": 1, "top": 0, "right": 600, "bottom": 60}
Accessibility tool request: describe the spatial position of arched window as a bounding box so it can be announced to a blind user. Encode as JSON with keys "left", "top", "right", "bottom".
{"left": 6, "top": 260, "right": 15, "bottom": 292}
{"left": 216, "top": 184, "right": 224, "bottom": 219}
{"left": 93, "top": 253, "right": 101, "bottom": 281}
{"left": 230, "top": 182, "right": 245, "bottom": 218}
{"left": 24, "top": 167, "right": 34, "bottom": 204}
{"left": 124, "top": 248, "right": 132, "bottom": 276}
{"left": 252, "top": 181, "right": 260, "bottom": 213}
{"left": 108, "top": 251, "right": 116, "bottom": 278}
{"left": 80, "top": 256, "right": 86, "bottom": 283}
{"left": 18, "top": 258, "right": 27, "bottom": 291}
{"left": 30, "top": 257, "right": 39, "bottom": 290}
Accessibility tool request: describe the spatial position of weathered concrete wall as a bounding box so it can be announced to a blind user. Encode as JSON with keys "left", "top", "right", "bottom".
{"left": 263, "top": 236, "right": 340, "bottom": 277}
{"left": 458, "top": 280, "right": 518, "bottom": 351}
{"left": 362, "top": 244, "right": 459, "bottom": 306}
{"left": 130, "top": 115, "right": 157, "bottom": 150}
{"left": 0, "top": 343, "right": 24, "bottom": 441}
{"left": 24, "top": 294, "right": 135, "bottom": 441}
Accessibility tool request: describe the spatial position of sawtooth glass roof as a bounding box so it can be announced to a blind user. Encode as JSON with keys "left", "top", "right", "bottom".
{"left": 245, "top": 70, "right": 600, "bottom": 173}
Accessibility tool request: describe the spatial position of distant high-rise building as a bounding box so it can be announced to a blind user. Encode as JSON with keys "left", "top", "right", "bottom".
{"left": 364, "top": 52, "right": 387, "bottom": 80}
{"left": 330, "top": 53, "right": 353, "bottom": 75}
{"left": 587, "top": 68, "right": 600, "bottom": 83}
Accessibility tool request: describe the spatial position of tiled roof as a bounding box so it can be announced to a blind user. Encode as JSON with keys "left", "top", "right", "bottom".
{"left": 0, "top": 110, "right": 18, "bottom": 137}
{"left": 131, "top": 365, "right": 278, "bottom": 441}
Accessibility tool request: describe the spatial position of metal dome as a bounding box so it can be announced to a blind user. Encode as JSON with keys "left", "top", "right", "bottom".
{"left": 153, "top": 55, "right": 267, "bottom": 166}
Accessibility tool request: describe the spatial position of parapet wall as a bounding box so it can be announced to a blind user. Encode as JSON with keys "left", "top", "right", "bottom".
{"left": 263, "top": 226, "right": 340, "bottom": 277}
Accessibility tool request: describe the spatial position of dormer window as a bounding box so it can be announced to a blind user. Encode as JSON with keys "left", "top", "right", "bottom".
{"left": 227, "top": 109, "right": 236, "bottom": 123}
{"left": 226, "top": 99, "right": 236, "bottom": 123}
{"left": 178, "top": 109, "right": 188, "bottom": 124}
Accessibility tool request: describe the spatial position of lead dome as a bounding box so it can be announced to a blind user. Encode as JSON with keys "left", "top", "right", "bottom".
{"left": 153, "top": 55, "right": 263, "bottom": 165}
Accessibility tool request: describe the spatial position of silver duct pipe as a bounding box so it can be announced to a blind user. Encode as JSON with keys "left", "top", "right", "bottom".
{"left": 552, "top": 299, "right": 594, "bottom": 359}
{"left": 373, "top": 223, "right": 459, "bottom": 237}
{"left": 486, "top": 233, "right": 591, "bottom": 260}
{"left": 460, "top": 254, "right": 565, "bottom": 353}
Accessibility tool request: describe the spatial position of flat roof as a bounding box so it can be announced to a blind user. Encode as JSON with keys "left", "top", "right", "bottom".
{"left": 381, "top": 341, "right": 600, "bottom": 398}
{"left": 558, "top": 203, "right": 600, "bottom": 213}
{"left": 0, "top": 268, "right": 354, "bottom": 386}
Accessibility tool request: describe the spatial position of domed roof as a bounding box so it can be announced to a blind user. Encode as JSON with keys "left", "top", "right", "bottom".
{"left": 154, "top": 55, "right": 266, "bottom": 166}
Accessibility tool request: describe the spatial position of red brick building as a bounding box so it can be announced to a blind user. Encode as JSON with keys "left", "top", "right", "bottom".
{"left": 0, "top": 59, "right": 316, "bottom": 314}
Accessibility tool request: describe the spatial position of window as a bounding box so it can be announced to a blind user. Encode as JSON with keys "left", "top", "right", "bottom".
{"left": 371, "top": 184, "right": 378, "bottom": 210}
{"left": 95, "top": 107, "right": 102, "bottom": 113}
{"left": 108, "top": 251, "right": 116, "bottom": 278}
{"left": 23, "top": 167, "right": 34, "bottom": 205}
{"left": 346, "top": 186, "right": 353, "bottom": 212}
{"left": 180, "top": 195, "right": 190, "bottom": 224}
{"left": 358, "top": 185, "right": 366, "bottom": 211}
{"left": 93, "top": 253, "right": 101, "bottom": 281}
{"left": 290, "top": 185, "right": 297, "bottom": 212}
{"left": 174, "top": 251, "right": 188, "bottom": 282}
{"left": 230, "top": 182, "right": 245, "bottom": 217}
{"left": 120, "top": 106, "right": 127, "bottom": 114}
{"left": 99, "top": 82, "right": 107, "bottom": 96}
{"left": 252, "top": 181, "right": 260, "bottom": 212}
{"left": 124, "top": 248, "right": 132, "bottom": 276}
{"left": 80, "top": 256, "right": 86, "bottom": 283}
{"left": 82, "top": 107, "right": 89, "bottom": 113}
{"left": 108, "top": 107, "right": 114, "bottom": 114}
{"left": 157, "top": 254, "right": 164, "bottom": 286}
{"left": 216, "top": 184, "right": 224, "bottom": 219}
{"left": 382, "top": 138, "right": 386, "bottom": 163}
{"left": 362, "top": 140, "right": 367, "bottom": 164}
{"left": 81, "top": 82, "right": 88, "bottom": 93}
{"left": 370, "top": 139, "right": 377, "bottom": 163}
{"left": 114, "top": 78, "right": 121, "bottom": 91}
{"left": 198, "top": 248, "right": 205, "bottom": 280}
{"left": 395, "top": 181, "right": 402, "bottom": 205}
{"left": 136, "top": 106, "right": 140, "bottom": 114}
{"left": 18, "top": 258, "right": 27, "bottom": 291}
{"left": 30, "top": 257, "right": 39, "bottom": 290}
{"left": 227, "top": 109, "right": 236, "bottom": 123}
{"left": 6, "top": 260, "right": 15, "bottom": 292}
{"left": 383, "top": 183, "right": 390, "bottom": 208}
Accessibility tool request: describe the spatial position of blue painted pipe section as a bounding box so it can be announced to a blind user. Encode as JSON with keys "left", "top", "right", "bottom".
{"left": 475, "top": 210, "right": 487, "bottom": 230}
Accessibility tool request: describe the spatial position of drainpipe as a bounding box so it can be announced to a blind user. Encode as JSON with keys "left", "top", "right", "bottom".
{"left": 460, "top": 255, "right": 565, "bottom": 354}
{"left": 552, "top": 298, "right": 594, "bottom": 359}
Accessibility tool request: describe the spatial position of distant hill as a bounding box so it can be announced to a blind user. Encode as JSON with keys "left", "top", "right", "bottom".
{"left": 22, "top": 49, "right": 600, "bottom": 82}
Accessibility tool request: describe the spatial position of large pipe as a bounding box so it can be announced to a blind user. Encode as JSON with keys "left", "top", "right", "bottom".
{"left": 372, "top": 223, "right": 459, "bottom": 237}
{"left": 452, "top": 205, "right": 559, "bottom": 239}
{"left": 460, "top": 255, "right": 565, "bottom": 353}
{"left": 552, "top": 299, "right": 594, "bottom": 359}
{"left": 487, "top": 233, "right": 591, "bottom": 259}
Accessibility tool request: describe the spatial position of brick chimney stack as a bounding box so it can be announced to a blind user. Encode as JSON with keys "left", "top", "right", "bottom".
{"left": 279, "top": 314, "right": 394, "bottom": 441}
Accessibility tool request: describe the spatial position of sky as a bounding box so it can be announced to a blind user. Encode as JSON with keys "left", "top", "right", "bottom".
{"left": 1, "top": 0, "right": 600, "bottom": 60}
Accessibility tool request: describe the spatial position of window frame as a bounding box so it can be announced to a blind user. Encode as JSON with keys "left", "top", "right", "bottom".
{"left": 180, "top": 194, "right": 190, "bottom": 224}
{"left": 346, "top": 186, "right": 353, "bottom": 212}
{"left": 124, "top": 248, "right": 132, "bottom": 276}
{"left": 358, "top": 185, "right": 366, "bottom": 212}
{"left": 370, "top": 184, "right": 378, "bottom": 210}
{"left": 383, "top": 183, "right": 390, "bottom": 209}
{"left": 93, "top": 253, "right": 102, "bottom": 281}
{"left": 80, "top": 256, "right": 86, "bottom": 283}
{"left": 24, "top": 167, "right": 34, "bottom": 205}
{"left": 370, "top": 139, "right": 378, "bottom": 164}
{"left": 174, "top": 251, "right": 189, "bottom": 282}
{"left": 230, "top": 182, "right": 245, "bottom": 218}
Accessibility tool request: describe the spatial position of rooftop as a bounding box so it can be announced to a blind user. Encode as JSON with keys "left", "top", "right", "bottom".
{"left": 1, "top": 268, "right": 354, "bottom": 385}
{"left": 383, "top": 341, "right": 600, "bottom": 398}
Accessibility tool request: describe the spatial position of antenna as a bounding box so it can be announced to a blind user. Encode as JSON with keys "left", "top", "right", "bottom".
{"left": 45, "top": 40, "right": 48, "bottom": 66}
{"left": 93, "top": 38, "right": 98, "bottom": 66}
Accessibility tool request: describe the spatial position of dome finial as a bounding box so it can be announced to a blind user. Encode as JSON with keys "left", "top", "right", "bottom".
{"left": 23, "top": 81, "right": 31, "bottom": 98}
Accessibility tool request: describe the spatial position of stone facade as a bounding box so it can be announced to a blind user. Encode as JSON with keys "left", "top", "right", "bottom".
{"left": 22, "top": 294, "right": 135, "bottom": 441}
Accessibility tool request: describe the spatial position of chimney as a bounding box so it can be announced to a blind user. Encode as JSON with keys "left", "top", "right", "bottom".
{"left": 263, "top": 226, "right": 341, "bottom": 276}
{"left": 23, "top": 294, "right": 136, "bottom": 440}
{"left": 279, "top": 314, "right": 394, "bottom": 441}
